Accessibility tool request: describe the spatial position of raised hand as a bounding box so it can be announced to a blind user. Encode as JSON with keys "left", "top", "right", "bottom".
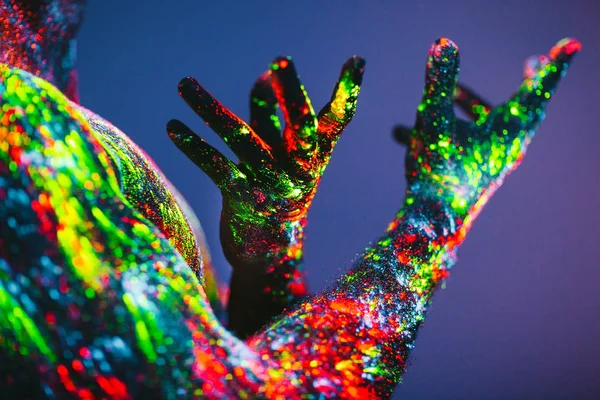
{"left": 393, "top": 38, "right": 579, "bottom": 234}
{"left": 1, "top": 37, "right": 579, "bottom": 399}
{"left": 247, "top": 38, "right": 580, "bottom": 398}
{"left": 167, "top": 56, "right": 365, "bottom": 337}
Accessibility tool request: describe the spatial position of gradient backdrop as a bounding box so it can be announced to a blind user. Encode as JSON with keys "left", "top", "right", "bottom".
{"left": 77, "top": 1, "right": 599, "bottom": 398}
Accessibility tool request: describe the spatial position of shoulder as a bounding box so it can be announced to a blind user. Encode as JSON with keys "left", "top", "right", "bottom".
{"left": 0, "top": 65, "right": 112, "bottom": 175}
{"left": 0, "top": 64, "right": 68, "bottom": 109}
{"left": 0, "top": 65, "right": 88, "bottom": 137}
{"left": 0, "top": 64, "right": 122, "bottom": 211}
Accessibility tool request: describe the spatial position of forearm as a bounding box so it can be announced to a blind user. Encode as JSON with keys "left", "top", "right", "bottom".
{"left": 248, "top": 200, "right": 462, "bottom": 398}
{"left": 223, "top": 212, "right": 308, "bottom": 337}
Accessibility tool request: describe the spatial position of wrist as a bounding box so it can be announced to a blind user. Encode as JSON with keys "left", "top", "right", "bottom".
{"left": 379, "top": 196, "right": 462, "bottom": 297}
{"left": 220, "top": 210, "right": 306, "bottom": 265}
{"left": 401, "top": 186, "right": 463, "bottom": 238}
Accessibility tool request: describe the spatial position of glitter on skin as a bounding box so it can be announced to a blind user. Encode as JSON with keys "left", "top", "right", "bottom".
{"left": 0, "top": 2, "right": 581, "bottom": 396}
{"left": 0, "top": 0, "right": 85, "bottom": 101}
{"left": 167, "top": 55, "right": 365, "bottom": 338}
{"left": 247, "top": 37, "right": 580, "bottom": 398}
{"left": 0, "top": 0, "right": 226, "bottom": 316}
{"left": 0, "top": 64, "right": 270, "bottom": 398}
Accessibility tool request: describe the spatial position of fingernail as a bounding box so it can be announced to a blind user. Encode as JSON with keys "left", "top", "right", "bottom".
{"left": 550, "top": 37, "right": 581, "bottom": 60}
{"left": 429, "top": 38, "right": 459, "bottom": 65}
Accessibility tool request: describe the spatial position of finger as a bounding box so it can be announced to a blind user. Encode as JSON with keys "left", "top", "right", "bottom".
{"left": 418, "top": 38, "right": 461, "bottom": 128}
{"left": 454, "top": 84, "right": 492, "bottom": 122}
{"left": 316, "top": 56, "right": 365, "bottom": 156}
{"left": 167, "top": 119, "right": 244, "bottom": 190}
{"left": 496, "top": 37, "right": 581, "bottom": 133}
{"left": 453, "top": 53, "right": 547, "bottom": 123}
{"left": 178, "top": 77, "right": 273, "bottom": 167}
{"left": 269, "top": 56, "right": 318, "bottom": 172}
{"left": 459, "top": 55, "right": 547, "bottom": 126}
{"left": 250, "top": 72, "right": 283, "bottom": 151}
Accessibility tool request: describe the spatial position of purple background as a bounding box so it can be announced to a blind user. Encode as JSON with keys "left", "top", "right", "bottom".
{"left": 77, "top": 1, "right": 599, "bottom": 398}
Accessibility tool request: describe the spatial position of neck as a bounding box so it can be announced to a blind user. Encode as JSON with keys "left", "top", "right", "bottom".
{"left": 0, "top": 0, "right": 83, "bottom": 101}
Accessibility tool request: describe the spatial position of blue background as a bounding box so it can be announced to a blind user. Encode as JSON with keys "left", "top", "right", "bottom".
{"left": 77, "top": 1, "right": 599, "bottom": 398}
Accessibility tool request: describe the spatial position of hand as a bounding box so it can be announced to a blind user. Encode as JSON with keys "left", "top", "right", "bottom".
{"left": 393, "top": 38, "right": 580, "bottom": 230}
{"left": 167, "top": 56, "right": 365, "bottom": 337}
{"left": 167, "top": 57, "right": 364, "bottom": 264}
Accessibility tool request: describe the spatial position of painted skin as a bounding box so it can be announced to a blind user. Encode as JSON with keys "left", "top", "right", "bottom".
{"left": 0, "top": 34, "right": 580, "bottom": 398}
{"left": 0, "top": 0, "right": 226, "bottom": 314}
{"left": 0, "top": 1, "right": 582, "bottom": 397}
{"left": 168, "top": 56, "right": 365, "bottom": 337}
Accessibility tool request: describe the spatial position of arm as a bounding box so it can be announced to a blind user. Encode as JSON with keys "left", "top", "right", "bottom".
{"left": 0, "top": 65, "right": 271, "bottom": 398}
{"left": 1, "top": 36, "right": 578, "bottom": 399}
{"left": 168, "top": 56, "right": 365, "bottom": 337}
{"left": 247, "top": 37, "right": 580, "bottom": 398}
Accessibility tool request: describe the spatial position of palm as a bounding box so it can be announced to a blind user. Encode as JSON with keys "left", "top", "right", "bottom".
{"left": 397, "top": 38, "right": 580, "bottom": 218}
{"left": 167, "top": 56, "right": 364, "bottom": 261}
{"left": 223, "top": 161, "right": 311, "bottom": 218}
